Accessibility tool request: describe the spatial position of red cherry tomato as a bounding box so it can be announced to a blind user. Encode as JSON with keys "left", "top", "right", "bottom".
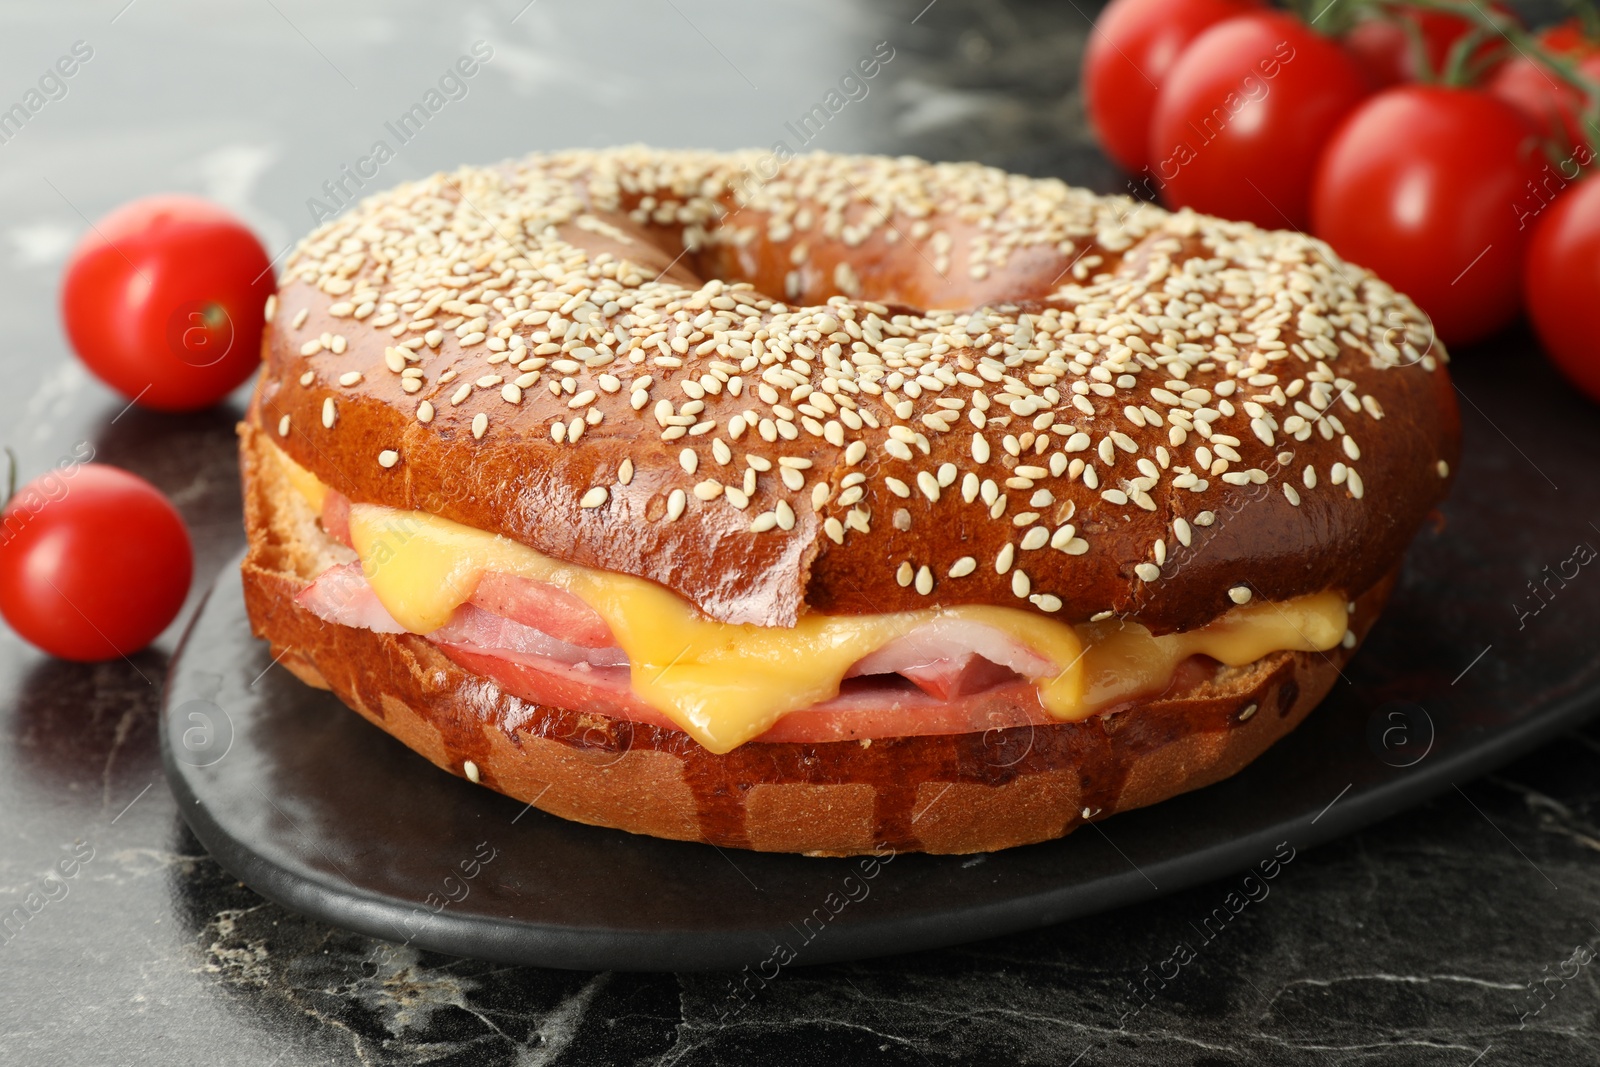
{"left": 1488, "top": 20, "right": 1600, "bottom": 154}
{"left": 61, "top": 195, "right": 275, "bottom": 413}
{"left": 0, "top": 462, "right": 193, "bottom": 661}
{"left": 1310, "top": 86, "right": 1545, "bottom": 347}
{"left": 1082, "top": 0, "right": 1265, "bottom": 175}
{"left": 1526, "top": 174, "right": 1600, "bottom": 402}
{"left": 1147, "top": 11, "right": 1369, "bottom": 230}
{"left": 1343, "top": 2, "right": 1516, "bottom": 88}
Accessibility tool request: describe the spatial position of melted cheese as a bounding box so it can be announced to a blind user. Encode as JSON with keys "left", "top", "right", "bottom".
{"left": 270, "top": 446, "right": 1347, "bottom": 753}
{"left": 347, "top": 504, "right": 1087, "bottom": 753}
{"left": 277, "top": 454, "right": 329, "bottom": 514}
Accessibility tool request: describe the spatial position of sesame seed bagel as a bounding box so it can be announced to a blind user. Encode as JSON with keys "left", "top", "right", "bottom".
{"left": 240, "top": 146, "right": 1460, "bottom": 854}
{"left": 254, "top": 146, "right": 1457, "bottom": 633}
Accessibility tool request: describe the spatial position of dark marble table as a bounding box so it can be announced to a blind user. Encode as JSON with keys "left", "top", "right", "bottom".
{"left": 1, "top": 1, "right": 1597, "bottom": 1063}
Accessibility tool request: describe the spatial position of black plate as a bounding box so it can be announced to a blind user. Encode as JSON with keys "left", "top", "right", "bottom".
{"left": 161, "top": 352, "right": 1600, "bottom": 972}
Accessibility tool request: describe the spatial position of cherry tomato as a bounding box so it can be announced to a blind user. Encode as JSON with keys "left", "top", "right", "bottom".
{"left": 1147, "top": 11, "right": 1369, "bottom": 230}
{"left": 61, "top": 195, "right": 275, "bottom": 413}
{"left": 1488, "top": 20, "right": 1600, "bottom": 154}
{"left": 0, "top": 462, "right": 193, "bottom": 661}
{"left": 1310, "top": 86, "right": 1545, "bottom": 347}
{"left": 1082, "top": 0, "right": 1265, "bottom": 175}
{"left": 1526, "top": 174, "right": 1600, "bottom": 402}
{"left": 1343, "top": 2, "right": 1516, "bottom": 88}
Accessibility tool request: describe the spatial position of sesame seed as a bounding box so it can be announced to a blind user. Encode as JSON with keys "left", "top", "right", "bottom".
{"left": 1020, "top": 527, "right": 1049, "bottom": 551}
{"left": 949, "top": 556, "right": 977, "bottom": 578}
{"left": 1011, "top": 570, "right": 1030, "bottom": 598}
{"left": 339, "top": 371, "right": 363, "bottom": 387}
{"left": 1238, "top": 703, "right": 1258, "bottom": 722}
{"left": 378, "top": 450, "right": 399, "bottom": 468}
{"left": 915, "top": 566, "right": 934, "bottom": 596}
{"left": 896, "top": 561, "right": 914, "bottom": 587}
{"left": 680, "top": 449, "right": 698, "bottom": 474}
{"left": 1228, "top": 584, "right": 1253, "bottom": 604}
{"left": 277, "top": 414, "right": 290, "bottom": 437}
{"left": 1195, "top": 511, "right": 1215, "bottom": 527}
{"left": 917, "top": 471, "right": 940, "bottom": 502}
{"left": 775, "top": 500, "right": 796, "bottom": 530}
{"left": 995, "top": 543, "right": 1015, "bottom": 574}
{"left": 667, "top": 488, "right": 687, "bottom": 521}
{"left": 1436, "top": 460, "right": 1449, "bottom": 478}
{"left": 580, "top": 487, "right": 608, "bottom": 508}
{"left": 291, "top": 307, "right": 309, "bottom": 330}
{"left": 502, "top": 383, "right": 523, "bottom": 404}
{"left": 417, "top": 401, "right": 434, "bottom": 423}
{"left": 321, "top": 397, "right": 336, "bottom": 428}
{"left": 1135, "top": 562, "right": 1160, "bottom": 582}
{"left": 1341, "top": 629, "right": 1357, "bottom": 649}
{"left": 971, "top": 434, "right": 991, "bottom": 463}
{"left": 464, "top": 760, "right": 480, "bottom": 783}
{"left": 472, "top": 412, "right": 489, "bottom": 439}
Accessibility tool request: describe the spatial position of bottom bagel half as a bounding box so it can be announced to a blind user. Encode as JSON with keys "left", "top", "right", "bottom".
{"left": 239, "top": 424, "right": 1389, "bottom": 856}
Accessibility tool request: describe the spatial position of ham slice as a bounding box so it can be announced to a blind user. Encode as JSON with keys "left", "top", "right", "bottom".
{"left": 295, "top": 563, "right": 625, "bottom": 668}
{"left": 321, "top": 491, "right": 352, "bottom": 548}
{"left": 471, "top": 571, "right": 615, "bottom": 648}
{"left": 316, "top": 491, "right": 614, "bottom": 648}
{"left": 295, "top": 562, "right": 407, "bottom": 634}
{"left": 847, "top": 618, "right": 1054, "bottom": 682}
{"left": 293, "top": 561, "right": 1057, "bottom": 743}
{"left": 431, "top": 603, "right": 627, "bottom": 668}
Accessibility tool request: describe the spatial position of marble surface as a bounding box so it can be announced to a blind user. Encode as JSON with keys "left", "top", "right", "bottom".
{"left": 0, "top": 1, "right": 1597, "bottom": 1063}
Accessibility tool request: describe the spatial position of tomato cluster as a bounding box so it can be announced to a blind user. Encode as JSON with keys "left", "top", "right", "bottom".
{"left": 1, "top": 197, "right": 273, "bottom": 660}
{"left": 1083, "top": 0, "right": 1600, "bottom": 400}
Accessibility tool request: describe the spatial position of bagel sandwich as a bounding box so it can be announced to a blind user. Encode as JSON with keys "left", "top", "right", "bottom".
{"left": 240, "top": 147, "right": 1459, "bottom": 855}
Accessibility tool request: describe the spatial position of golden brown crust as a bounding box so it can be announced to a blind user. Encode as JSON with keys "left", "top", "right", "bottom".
{"left": 254, "top": 148, "right": 1459, "bottom": 635}
{"left": 241, "top": 418, "right": 1388, "bottom": 855}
